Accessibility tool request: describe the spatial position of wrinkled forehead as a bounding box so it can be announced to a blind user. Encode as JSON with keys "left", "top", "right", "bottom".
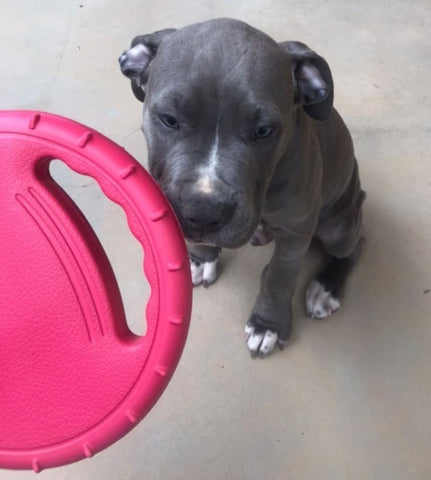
{"left": 148, "top": 24, "right": 293, "bottom": 105}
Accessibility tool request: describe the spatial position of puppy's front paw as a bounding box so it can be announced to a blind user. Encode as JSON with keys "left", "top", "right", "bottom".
{"left": 190, "top": 258, "right": 218, "bottom": 287}
{"left": 306, "top": 280, "right": 340, "bottom": 319}
{"left": 245, "top": 324, "right": 284, "bottom": 358}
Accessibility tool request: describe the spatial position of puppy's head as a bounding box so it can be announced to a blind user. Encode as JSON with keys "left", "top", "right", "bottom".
{"left": 119, "top": 19, "right": 333, "bottom": 248}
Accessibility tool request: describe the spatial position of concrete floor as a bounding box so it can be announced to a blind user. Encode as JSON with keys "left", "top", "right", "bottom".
{"left": 1, "top": 0, "right": 430, "bottom": 478}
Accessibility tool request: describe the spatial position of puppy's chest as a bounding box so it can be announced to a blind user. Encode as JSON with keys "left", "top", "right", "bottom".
{"left": 262, "top": 175, "right": 323, "bottom": 230}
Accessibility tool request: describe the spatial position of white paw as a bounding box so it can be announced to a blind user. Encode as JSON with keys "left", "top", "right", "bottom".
{"left": 306, "top": 280, "right": 340, "bottom": 319}
{"left": 245, "top": 324, "right": 279, "bottom": 357}
{"left": 190, "top": 259, "right": 218, "bottom": 287}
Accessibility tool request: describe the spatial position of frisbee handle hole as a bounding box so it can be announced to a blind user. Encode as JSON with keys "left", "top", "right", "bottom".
{"left": 49, "top": 160, "right": 149, "bottom": 337}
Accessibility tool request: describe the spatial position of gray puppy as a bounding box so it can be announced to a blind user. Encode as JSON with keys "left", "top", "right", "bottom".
{"left": 119, "top": 18, "right": 365, "bottom": 357}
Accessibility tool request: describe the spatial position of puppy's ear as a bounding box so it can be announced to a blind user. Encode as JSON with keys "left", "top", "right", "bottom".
{"left": 280, "top": 41, "right": 334, "bottom": 121}
{"left": 119, "top": 29, "right": 176, "bottom": 102}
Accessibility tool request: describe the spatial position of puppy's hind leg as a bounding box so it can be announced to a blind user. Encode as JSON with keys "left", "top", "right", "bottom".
{"left": 306, "top": 238, "right": 364, "bottom": 319}
{"left": 307, "top": 174, "right": 365, "bottom": 319}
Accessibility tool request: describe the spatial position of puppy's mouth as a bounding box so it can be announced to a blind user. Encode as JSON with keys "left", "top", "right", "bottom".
{"left": 167, "top": 210, "right": 220, "bottom": 246}
{"left": 180, "top": 223, "right": 223, "bottom": 247}
{"left": 179, "top": 216, "right": 258, "bottom": 250}
{"left": 183, "top": 229, "right": 212, "bottom": 246}
{"left": 185, "top": 237, "right": 218, "bottom": 248}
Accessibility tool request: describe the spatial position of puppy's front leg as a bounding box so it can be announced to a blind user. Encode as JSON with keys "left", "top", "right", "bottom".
{"left": 246, "top": 233, "right": 310, "bottom": 357}
{"left": 188, "top": 244, "right": 221, "bottom": 287}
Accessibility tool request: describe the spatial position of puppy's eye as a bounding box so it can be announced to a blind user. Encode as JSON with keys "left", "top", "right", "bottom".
{"left": 253, "top": 125, "right": 274, "bottom": 139}
{"left": 158, "top": 114, "right": 179, "bottom": 130}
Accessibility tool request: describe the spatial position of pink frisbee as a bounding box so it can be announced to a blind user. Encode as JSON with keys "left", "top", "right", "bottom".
{"left": 0, "top": 111, "right": 192, "bottom": 471}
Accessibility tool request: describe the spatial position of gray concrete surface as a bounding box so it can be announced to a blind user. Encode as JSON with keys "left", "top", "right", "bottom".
{"left": 1, "top": 1, "right": 430, "bottom": 478}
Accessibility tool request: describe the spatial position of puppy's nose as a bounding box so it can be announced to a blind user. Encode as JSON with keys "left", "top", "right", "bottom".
{"left": 181, "top": 196, "right": 236, "bottom": 233}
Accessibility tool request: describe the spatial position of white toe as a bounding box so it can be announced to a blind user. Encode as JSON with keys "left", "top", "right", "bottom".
{"left": 260, "top": 330, "right": 278, "bottom": 354}
{"left": 306, "top": 280, "right": 340, "bottom": 319}
{"left": 203, "top": 260, "right": 218, "bottom": 285}
{"left": 244, "top": 324, "right": 254, "bottom": 339}
{"left": 245, "top": 325, "right": 279, "bottom": 357}
{"left": 246, "top": 329, "right": 265, "bottom": 353}
{"left": 190, "top": 261, "right": 204, "bottom": 286}
{"left": 190, "top": 258, "right": 218, "bottom": 286}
